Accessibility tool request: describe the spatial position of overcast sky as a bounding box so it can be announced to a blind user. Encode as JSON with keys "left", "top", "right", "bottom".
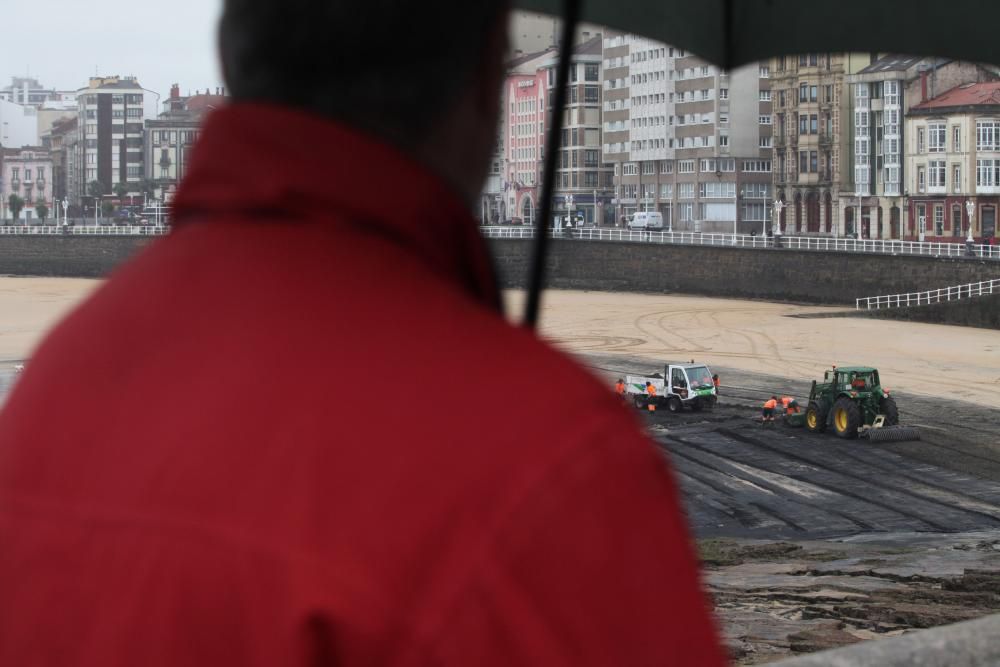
{"left": 3, "top": 0, "right": 224, "bottom": 102}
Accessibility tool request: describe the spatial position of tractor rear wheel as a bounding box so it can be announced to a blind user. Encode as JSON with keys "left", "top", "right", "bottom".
{"left": 668, "top": 397, "right": 683, "bottom": 413}
{"left": 832, "top": 397, "right": 862, "bottom": 439}
{"left": 633, "top": 395, "right": 646, "bottom": 410}
{"left": 881, "top": 396, "right": 900, "bottom": 426}
{"left": 806, "top": 401, "right": 827, "bottom": 433}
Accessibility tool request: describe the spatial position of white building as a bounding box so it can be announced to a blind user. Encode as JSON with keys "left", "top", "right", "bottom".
{"left": 1, "top": 147, "right": 54, "bottom": 222}
{"left": 0, "top": 99, "right": 40, "bottom": 148}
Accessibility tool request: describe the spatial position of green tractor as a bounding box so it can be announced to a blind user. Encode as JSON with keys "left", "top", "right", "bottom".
{"left": 804, "top": 366, "right": 918, "bottom": 442}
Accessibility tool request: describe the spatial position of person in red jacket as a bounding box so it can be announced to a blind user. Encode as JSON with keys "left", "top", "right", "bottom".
{"left": 0, "top": 2, "right": 724, "bottom": 666}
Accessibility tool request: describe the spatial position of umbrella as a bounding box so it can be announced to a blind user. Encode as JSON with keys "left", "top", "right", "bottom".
{"left": 514, "top": 0, "right": 1000, "bottom": 326}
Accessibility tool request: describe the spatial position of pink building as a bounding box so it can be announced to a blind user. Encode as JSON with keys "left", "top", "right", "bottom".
{"left": 505, "top": 71, "right": 547, "bottom": 223}
{"left": 2, "top": 147, "right": 54, "bottom": 222}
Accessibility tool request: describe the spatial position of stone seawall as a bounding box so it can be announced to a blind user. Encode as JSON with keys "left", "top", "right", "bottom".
{"left": 490, "top": 238, "right": 999, "bottom": 306}
{"left": 0, "top": 235, "right": 154, "bottom": 278}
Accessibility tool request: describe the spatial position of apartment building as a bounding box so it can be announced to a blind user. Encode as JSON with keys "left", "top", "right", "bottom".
{"left": 74, "top": 76, "right": 146, "bottom": 205}
{"left": 907, "top": 81, "right": 1000, "bottom": 243}
{"left": 770, "top": 53, "right": 872, "bottom": 235}
{"left": 0, "top": 77, "right": 76, "bottom": 109}
{"left": 603, "top": 32, "right": 773, "bottom": 233}
{"left": 543, "top": 35, "right": 613, "bottom": 225}
{"left": 145, "top": 85, "right": 227, "bottom": 202}
{"left": 848, "top": 57, "right": 999, "bottom": 239}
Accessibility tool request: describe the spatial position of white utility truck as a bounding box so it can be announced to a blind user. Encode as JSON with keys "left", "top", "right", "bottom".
{"left": 627, "top": 211, "right": 664, "bottom": 230}
{"left": 625, "top": 362, "right": 717, "bottom": 412}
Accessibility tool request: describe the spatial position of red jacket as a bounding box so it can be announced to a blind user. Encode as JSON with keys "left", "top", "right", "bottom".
{"left": 0, "top": 104, "right": 723, "bottom": 666}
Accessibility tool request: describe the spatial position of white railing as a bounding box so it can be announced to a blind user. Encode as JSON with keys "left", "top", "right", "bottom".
{"left": 481, "top": 226, "right": 1000, "bottom": 259}
{"left": 782, "top": 235, "right": 1000, "bottom": 260}
{"left": 0, "top": 224, "right": 169, "bottom": 236}
{"left": 856, "top": 278, "right": 1000, "bottom": 310}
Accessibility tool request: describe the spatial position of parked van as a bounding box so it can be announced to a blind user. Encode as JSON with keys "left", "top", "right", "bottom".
{"left": 628, "top": 211, "right": 664, "bottom": 230}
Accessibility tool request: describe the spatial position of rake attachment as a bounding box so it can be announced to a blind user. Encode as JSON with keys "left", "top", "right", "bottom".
{"left": 863, "top": 425, "right": 922, "bottom": 442}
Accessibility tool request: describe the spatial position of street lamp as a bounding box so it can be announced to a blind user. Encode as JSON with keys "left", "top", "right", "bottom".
{"left": 772, "top": 198, "right": 785, "bottom": 248}
{"left": 61, "top": 198, "right": 68, "bottom": 230}
{"left": 772, "top": 199, "right": 785, "bottom": 236}
{"left": 965, "top": 198, "right": 976, "bottom": 255}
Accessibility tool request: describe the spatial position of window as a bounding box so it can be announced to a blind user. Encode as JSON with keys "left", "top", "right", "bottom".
{"left": 810, "top": 86, "right": 818, "bottom": 102}
{"left": 743, "top": 183, "right": 770, "bottom": 198}
{"left": 584, "top": 64, "right": 599, "bottom": 81}
{"left": 699, "top": 182, "right": 736, "bottom": 198}
{"left": 678, "top": 160, "right": 696, "bottom": 173}
{"left": 917, "top": 127, "right": 926, "bottom": 153}
{"left": 917, "top": 166, "right": 926, "bottom": 192}
{"left": 759, "top": 137, "right": 773, "bottom": 148}
{"left": 977, "top": 120, "right": 1000, "bottom": 151}
{"left": 928, "top": 123, "right": 946, "bottom": 152}
{"left": 700, "top": 89, "right": 710, "bottom": 100}
{"left": 825, "top": 85, "right": 833, "bottom": 103}
{"left": 660, "top": 160, "right": 674, "bottom": 174}
{"left": 641, "top": 161, "right": 655, "bottom": 175}
{"left": 719, "top": 135, "right": 729, "bottom": 147}
{"left": 779, "top": 90, "right": 786, "bottom": 107}
{"left": 810, "top": 114, "right": 818, "bottom": 134}
{"left": 678, "top": 183, "right": 695, "bottom": 199}
{"left": 953, "top": 205, "right": 963, "bottom": 236}
{"left": 742, "top": 160, "right": 771, "bottom": 172}
{"left": 584, "top": 86, "right": 599, "bottom": 104}
{"left": 810, "top": 151, "right": 818, "bottom": 173}
{"left": 977, "top": 159, "right": 1000, "bottom": 187}
{"left": 934, "top": 205, "right": 944, "bottom": 236}
{"left": 799, "top": 83, "right": 808, "bottom": 103}
{"left": 660, "top": 183, "right": 673, "bottom": 198}
{"left": 884, "top": 81, "right": 899, "bottom": 106}
{"left": 759, "top": 90, "right": 771, "bottom": 102}
{"left": 679, "top": 203, "right": 694, "bottom": 222}
{"left": 799, "top": 151, "right": 809, "bottom": 174}
{"left": 759, "top": 66, "right": 769, "bottom": 78}
{"left": 928, "top": 160, "right": 945, "bottom": 188}
{"left": 719, "top": 158, "right": 735, "bottom": 172}
{"left": 700, "top": 159, "right": 717, "bottom": 172}
{"left": 622, "top": 162, "right": 638, "bottom": 176}
{"left": 742, "top": 203, "right": 770, "bottom": 221}
{"left": 759, "top": 115, "right": 772, "bottom": 125}
{"left": 953, "top": 125, "right": 962, "bottom": 152}
{"left": 953, "top": 164, "right": 962, "bottom": 192}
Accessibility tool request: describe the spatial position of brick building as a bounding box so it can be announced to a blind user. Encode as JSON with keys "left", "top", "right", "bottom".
{"left": 907, "top": 81, "right": 1000, "bottom": 243}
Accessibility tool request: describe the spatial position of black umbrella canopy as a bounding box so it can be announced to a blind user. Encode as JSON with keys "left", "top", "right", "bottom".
{"left": 514, "top": 0, "right": 1000, "bottom": 69}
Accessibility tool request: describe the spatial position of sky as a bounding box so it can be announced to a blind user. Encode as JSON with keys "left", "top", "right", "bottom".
{"left": 2, "top": 0, "right": 224, "bottom": 105}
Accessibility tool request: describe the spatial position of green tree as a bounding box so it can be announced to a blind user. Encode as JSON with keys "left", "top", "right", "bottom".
{"left": 113, "top": 182, "right": 128, "bottom": 200}
{"left": 8, "top": 194, "right": 25, "bottom": 223}
{"left": 87, "top": 180, "right": 106, "bottom": 198}
{"left": 101, "top": 200, "right": 116, "bottom": 218}
{"left": 35, "top": 198, "right": 49, "bottom": 223}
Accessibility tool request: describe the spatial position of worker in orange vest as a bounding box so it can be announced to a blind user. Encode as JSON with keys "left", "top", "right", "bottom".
{"left": 646, "top": 381, "right": 657, "bottom": 412}
{"left": 781, "top": 396, "right": 800, "bottom": 414}
{"left": 712, "top": 374, "right": 720, "bottom": 393}
{"left": 615, "top": 378, "right": 626, "bottom": 400}
{"left": 762, "top": 396, "right": 778, "bottom": 422}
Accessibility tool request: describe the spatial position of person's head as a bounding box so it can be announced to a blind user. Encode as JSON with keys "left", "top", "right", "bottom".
{"left": 771, "top": 395, "right": 777, "bottom": 401}
{"left": 618, "top": 378, "right": 624, "bottom": 383}
{"left": 218, "top": 0, "right": 510, "bottom": 207}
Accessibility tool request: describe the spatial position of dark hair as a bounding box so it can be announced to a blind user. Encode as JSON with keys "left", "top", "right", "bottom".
{"left": 219, "top": 0, "right": 507, "bottom": 144}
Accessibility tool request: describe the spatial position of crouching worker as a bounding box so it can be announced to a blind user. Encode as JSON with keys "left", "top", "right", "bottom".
{"left": 762, "top": 396, "right": 778, "bottom": 422}
{"left": 781, "top": 396, "right": 800, "bottom": 415}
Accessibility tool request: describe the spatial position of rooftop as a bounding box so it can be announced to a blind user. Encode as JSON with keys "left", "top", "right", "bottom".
{"left": 857, "top": 54, "right": 946, "bottom": 74}
{"left": 911, "top": 81, "right": 1000, "bottom": 110}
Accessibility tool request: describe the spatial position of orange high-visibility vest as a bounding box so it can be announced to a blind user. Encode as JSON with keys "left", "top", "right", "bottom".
{"left": 781, "top": 397, "right": 793, "bottom": 407}
{"left": 615, "top": 382, "right": 625, "bottom": 395}
{"left": 647, "top": 384, "right": 657, "bottom": 398}
{"left": 764, "top": 398, "right": 777, "bottom": 409}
